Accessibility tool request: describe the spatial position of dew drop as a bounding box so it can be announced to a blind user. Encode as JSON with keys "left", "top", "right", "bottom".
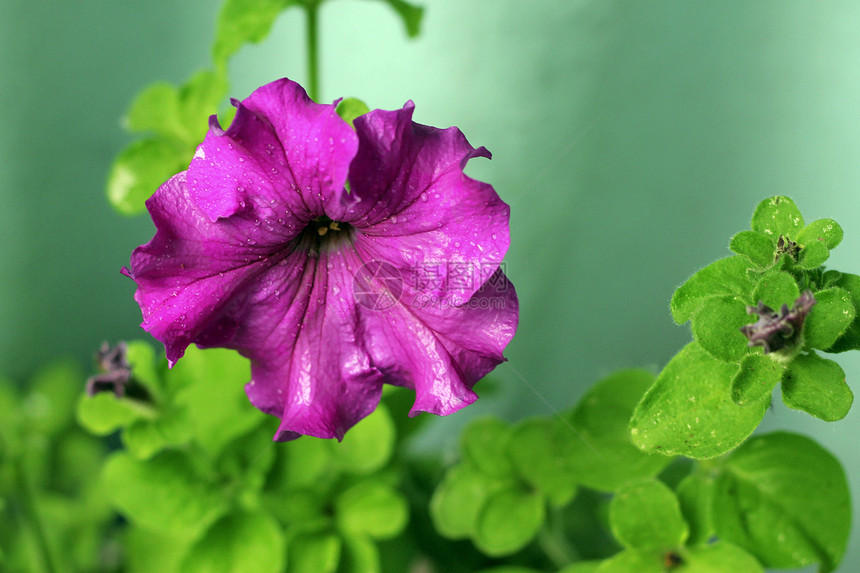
{"left": 254, "top": 219, "right": 261, "bottom": 226}
{"left": 238, "top": 157, "right": 245, "bottom": 163}
{"left": 420, "top": 193, "right": 428, "bottom": 202}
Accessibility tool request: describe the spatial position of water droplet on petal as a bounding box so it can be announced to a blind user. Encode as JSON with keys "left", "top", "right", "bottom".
{"left": 420, "top": 193, "right": 428, "bottom": 202}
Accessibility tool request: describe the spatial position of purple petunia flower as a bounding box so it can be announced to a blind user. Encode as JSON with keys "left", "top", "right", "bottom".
{"left": 123, "top": 78, "right": 518, "bottom": 441}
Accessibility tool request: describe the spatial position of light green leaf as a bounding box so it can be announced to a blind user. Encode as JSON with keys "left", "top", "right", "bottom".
{"left": 563, "top": 369, "right": 671, "bottom": 492}
{"left": 107, "top": 138, "right": 188, "bottom": 216}
{"left": 177, "top": 70, "right": 229, "bottom": 139}
{"left": 338, "top": 533, "right": 380, "bottom": 573}
{"left": 373, "top": 0, "right": 424, "bottom": 37}
{"left": 125, "top": 82, "right": 187, "bottom": 141}
{"left": 681, "top": 542, "right": 764, "bottom": 572}
{"left": 630, "top": 343, "right": 768, "bottom": 459}
{"left": 609, "top": 478, "right": 687, "bottom": 552}
{"left": 336, "top": 98, "right": 370, "bottom": 128}
{"left": 730, "top": 353, "right": 784, "bottom": 405}
{"left": 691, "top": 296, "right": 753, "bottom": 362}
{"left": 729, "top": 231, "right": 774, "bottom": 267}
{"left": 781, "top": 353, "right": 852, "bottom": 421}
{"left": 121, "top": 411, "right": 192, "bottom": 460}
{"left": 671, "top": 256, "right": 756, "bottom": 324}
{"left": 506, "top": 418, "right": 577, "bottom": 505}
{"left": 829, "top": 272, "right": 860, "bottom": 352}
{"left": 124, "top": 526, "right": 190, "bottom": 573}
{"left": 430, "top": 466, "right": 510, "bottom": 539}
{"left": 475, "top": 487, "right": 545, "bottom": 556}
{"left": 213, "top": 0, "right": 298, "bottom": 66}
{"left": 797, "top": 218, "right": 843, "bottom": 250}
{"left": 803, "top": 287, "right": 855, "bottom": 350}
{"left": 285, "top": 530, "right": 341, "bottom": 573}
{"left": 335, "top": 480, "right": 408, "bottom": 540}
{"left": 75, "top": 392, "right": 155, "bottom": 436}
{"left": 103, "top": 451, "right": 227, "bottom": 539}
{"left": 558, "top": 562, "right": 602, "bottom": 573}
{"left": 750, "top": 196, "right": 804, "bottom": 238}
{"left": 798, "top": 240, "right": 829, "bottom": 269}
{"left": 329, "top": 403, "right": 395, "bottom": 474}
{"left": 751, "top": 271, "right": 798, "bottom": 311}
{"left": 675, "top": 473, "right": 715, "bottom": 546}
{"left": 181, "top": 510, "right": 285, "bottom": 573}
{"left": 125, "top": 340, "right": 164, "bottom": 398}
{"left": 462, "top": 416, "right": 514, "bottom": 478}
{"left": 595, "top": 550, "right": 664, "bottom": 573}
{"left": 713, "top": 432, "right": 850, "bottom": 572}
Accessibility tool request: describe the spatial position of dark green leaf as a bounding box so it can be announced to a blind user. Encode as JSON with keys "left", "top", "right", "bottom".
{"left": 506, "top": 418, "right": 577, "bottom": 505}
{"left": 213, "top": 0, "right": 297, "bottom": 67}
{"left": 630, "top": 343, "right": 768, "bottom": 459}
{"left": 750, "top": 196, "right": 804, "bottom": 238}
{"left": 430, "top": 466, "right": 510, "bottom": 539}
{"left": 461, "top": 417, "right": 514, "bottom": 478}
{"left": 609, "top": 478, "right": 687, "bottom": 551}
{"left": 691, "top": 296, "right": 753, "bottom": 362}
{"left": 671, "top": 256, "right": 756, "bottom": 324}
{"left": 338, "top": 533, "right": 380, "bottom": 573}
{"left": 373, "top": 0, "right": 424, "bottom": 38}
{"left": 797, "top": 218, "right": 843, "bottom": 250}
{"left": 181, "top": 510, "right": 285, "bottom": 573}
{"left": 713, "top": 432, "right": 850, "bottom": 572}
{"left": 103, "top": 451, "right": 227, "bottom": 539}
{"left": 474, "top": 487, "right": 545, "bottom": 556}
{"left": 563, "top": 369, "right": 671, "bottom": 492}
{"left": 335, "top": 480, "right": 408, "bottom": 540}
{"left": 107, "top": 138, "right": 189, "bottom": 216}
{"left": 728, "top": 231, "right": 774, "bottom": 267}
{"left": 782, "top": 353, "right": 852, "bottom": 421}
{"left": 730, "top": 353, "right": 784, "bottom": 405}
{"left": 558, "top": 563, "right": 602, "bottom": 573}
{"left": 675, "top": 473, "right": 715, "bottom": 546}
{"left": 803, "top": 287, "right": 855, "bottom": 350}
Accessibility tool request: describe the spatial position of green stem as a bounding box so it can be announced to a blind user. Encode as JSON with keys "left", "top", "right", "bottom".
{"left": 537, "top": 506, "right": 580, "bottom": 569}
{"left": 304, "top": 0, "right": 320, "bottom": 102}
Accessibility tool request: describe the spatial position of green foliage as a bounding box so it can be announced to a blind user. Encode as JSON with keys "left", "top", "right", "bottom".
{"left": 213, "top": 0, "right": 300, "bottom": 68}
{"left": 781, "top": 353, "right": 852, "bottom": 420}
{"left": 181, "top": 510, "right": 286, "bottom": 573}
{"left": 608, "top": 478, "right": 687, "bottom": 552}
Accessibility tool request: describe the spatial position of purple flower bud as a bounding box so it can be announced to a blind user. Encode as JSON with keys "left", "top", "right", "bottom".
{"left": 740, "top": 290, "right": 816, "bottom": 353}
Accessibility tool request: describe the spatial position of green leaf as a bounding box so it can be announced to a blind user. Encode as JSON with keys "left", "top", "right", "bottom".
{"left": 213, "top": 0, "right": 298, "bottom": 67}
{"left": 338, "top": 533, "right": 380, "bottom": 573}
{"left": 781, "top": 353, "right": 852, "bottom": 421}
{"left": 750, "top": 196, "right": 804, "bottom": 238}
{"left": 122, "top": 411, "right": 192, "bottom": 459}
{"left": 125, "top": 340, "right": 165, "bottom": 398}
{"left": 177, "top": 70, "right": 229, "bottom": 139}
{"left": 181, "top": 510, "right": 285, "bottom": 573}
{"left": 335, "top": 480, "right": 408, "bottom": 540}
{"left": 172, "top": 346, "right": 260, "bottom": 456}
{"left": 563, "top": 369, "right": 671, "bottom": 492}
{"left": 125, "top": 82, "right": 187, "bottom": 141}
{"left": 829, "top": 272, "right": 860, "bottom": 352}
{"left": 75, "top": 392, "right": 155, "bottom": 436}
{"left": 25, "top": 360, "right": 82, "bottom": 436}
{"left": 107, "top": 138, "right": 189, "bottom": 215}
{"left": 803, "top": 287, "right": 855, "bottom": 350}
{"left": 681, "top": 542, "right": 764, "bottom": 572}
{"left": 671, "top": 256, "right": 756, "bottom": 324}
{"left": 124, "top": 526, "right": 190, "bottom": 573}
{"left": 728, "top": 231, "right": 774, "bottom": 267}
{"left": 750, "top": 271, "right": 798, "bottom": 310}
{"left": 675, "top": 473, "right": 715, "bottom": 547}
{"left": 216, "top": 422, "right": 277, "bottom": 498}
{"left": 690, "top": 295, "right": 753, "bottom": 362}
{"left": 336, "top": 98, "right": 370, "bottom": 128}
{"left": 558, "top": 562, "right": 602, "bottom": 573}
{"left": 712, "top": 432, "right": 850, "bottom": 572}
{"left": 506, "top": 418, "right": 576, "bottom": 505}
{"left": 285, "top": 530, "right": 341, "bottom": 573}
{"left": 798, "top": 239, "right": 829, "bottom": 269}
{"left": 430, "top": 466, "right": 510, "bottom": 539}
{"left": 280, "top": 437, "right": 332, "bottom": 489}
{"left": 474, "top": 487, "right": 545, "bottom": 556}
{"left": 609, "top": 478, "right": 687, "bottom": 552}
{"left": 630, "top": 343, "right": 769, "bottom": 459}
{"left": 373, "top": 0, "right": 424, "bottom": 38}
{"left": 329, "top": 403, "right": 395, "bottom": 474}
{"left": 103, "top": 451, "right": 227, "bottom": 539}
{"left": 595, "top": 550, "right": 664, "bottom": 573}
{"left": 461, "top": 417, "right": 514, "bottom": 478}
{"left": 797, "top": 218, "right": 843, "bottom": 250}
{"left": 730, "top": 353, "right": 784, "bottom": 405}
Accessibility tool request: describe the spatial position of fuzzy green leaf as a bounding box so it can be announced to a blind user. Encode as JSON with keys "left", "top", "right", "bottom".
{"left": 751, "top": 271, "right": 799, "bottom": 310}
{"left": 329, "top": 403, "right": 395, "bottom": 474}
{"left": 107, "top": 138, "right": 189, "bottom": 216}
{"left": 675, "top": 473, "right": 715, "bottom": 547}
{"left": 430, "top": 466, "right": 510, "bottom": 539}
{"left": 729, "top": 231, "right": 774, "bottom": 267}
{"left": 462, "top": 417, "right": 514, "bottom": 478}
{"left": 829, "top": 272, "right": 860, "bottom": 352}
{"left": 691, "top": 296, "right": 753, "bottom": 362}
{"left": 506, "top": 418, "right": 577, "bottom": 505}
{"left": 750, "top": 196, "right": 804, "bottom": 238}
{"left": 712, "top": 432, "right": 850, "bottom": 572}
{"left": 671, "top": 256, "right": 756, "bottom": 324}
{"left": 563, "top": 369, "right": 671, "bottom": 492}
{"left": 181, "top": 510, "right": 285, "bottom": 573}
{"left": 336, "top": 480, "right": 408, "bottom": 540}
{"left": 798, "top": 240, "right": 830, "bottom": 269}
{"left": 103, "top": 451, "right": 227, "bottom": 539}
{"left": 730, "top": 353, "right": 784, "bottom": 405}
{"left": 797, "top": 218, "right": 843, "bottom": 250}
{"left": 782, "top": 353, "right": 852, "bottom": 421}
{"left": 475, "top": 487, "right": 545, "bottom": 557}
{"left": 803, "top": 287, "right": 855, "bottom": 350}
{"left": 630, "top": 343, "right": 768, "bottom": 459}
{"left": 609, "top": 478, "right": 688, "bottom": 552}
{"left": 213, "top": 0, "right": 298, "bottom": 67}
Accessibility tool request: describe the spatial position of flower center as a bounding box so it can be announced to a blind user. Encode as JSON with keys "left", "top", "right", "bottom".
{"left": 301, "top": 215, "right": 354, "bottom": 252}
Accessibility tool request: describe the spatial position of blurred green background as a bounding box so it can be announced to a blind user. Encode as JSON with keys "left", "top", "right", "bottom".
{"left": 1, "top": 0, "right": 858, "bottom": 569}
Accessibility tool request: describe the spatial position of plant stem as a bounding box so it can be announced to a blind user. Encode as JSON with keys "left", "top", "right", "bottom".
{"left": 304, "top": 0, "right": 320, "bottom": 102}
{"left": 538, "top": 506, "right": 580, "bottom": 569}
